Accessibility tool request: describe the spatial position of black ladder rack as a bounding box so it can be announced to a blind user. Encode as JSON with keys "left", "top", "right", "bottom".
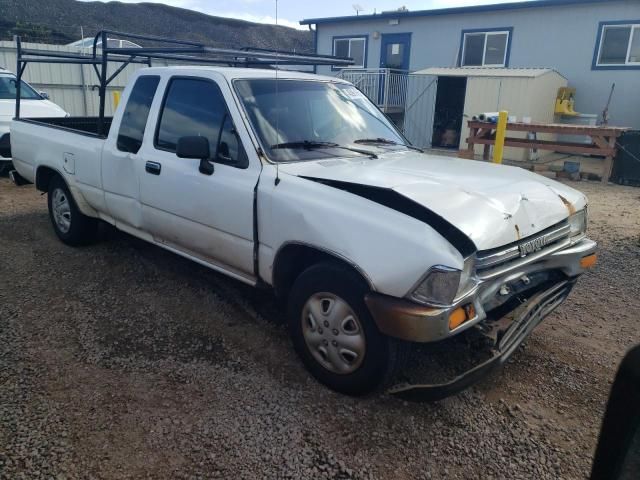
{"left": 15, "top": 30, "right": 354, "bottom": 135}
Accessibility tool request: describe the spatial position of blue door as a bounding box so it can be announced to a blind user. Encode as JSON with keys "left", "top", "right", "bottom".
{"left": 379, "top": 33, "right": 412, "bottom": 70}
{"left": 378, "top": 33, "right": 411, "bottom": 108}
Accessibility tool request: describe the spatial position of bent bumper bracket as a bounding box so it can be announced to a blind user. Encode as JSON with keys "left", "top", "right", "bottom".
{"left": 387, "top": 280, "right": 576, "bottom": 402}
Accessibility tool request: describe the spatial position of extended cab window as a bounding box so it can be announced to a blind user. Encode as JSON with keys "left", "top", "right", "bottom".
{"left": 117, "top": 75, "right": 160, "bottom": 154}
{"left": 155, "top": 77, "right": 246, "bottom": 167}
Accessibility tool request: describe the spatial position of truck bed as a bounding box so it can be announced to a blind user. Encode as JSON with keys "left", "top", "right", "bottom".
{"left": 10, "top": 116, "right": 109, "bottom": 186}
{"left": 18, "top": 117, "right": 113, "bottom": 137}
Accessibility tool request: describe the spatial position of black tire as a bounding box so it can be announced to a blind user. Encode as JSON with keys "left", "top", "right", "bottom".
{"left": 47, "top": 175, "right": 97, "bottom": 246}
{"left": 288, "top": 261, "right": 407, "bottom": 396}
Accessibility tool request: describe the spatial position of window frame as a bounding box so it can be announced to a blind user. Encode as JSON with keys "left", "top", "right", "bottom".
{"left": 593, "top": 20, "right": 640, "bottom": 70}
{"left": 458, "top": 27, "right": 513, "bottom": 67}
{"left": 153, "top": 75, "right": 248, "bottom": 169}
{"left": 331, "top": 35, "right": 368, "bottom": 71}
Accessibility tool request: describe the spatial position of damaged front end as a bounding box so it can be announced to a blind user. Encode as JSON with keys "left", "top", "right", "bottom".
{"left": 385, "top": 279, "right": 575, "bottom": 402}
{"left": 364, "top": 223, "right": 597, "bottom": 401}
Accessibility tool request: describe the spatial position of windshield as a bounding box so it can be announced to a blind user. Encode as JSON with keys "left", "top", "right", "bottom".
{"left": 234, "top": 79, "right": 407, "bottom": 162}
{"left": 0, "top": 75, "right": 42, "bottom": 100}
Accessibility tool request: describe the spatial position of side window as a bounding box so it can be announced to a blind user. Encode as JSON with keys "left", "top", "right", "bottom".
{"left": 155, "top": 77, "right": 247, "bottom": 168}
{"left": 460, "top": 30, "right": 511, "bottom": 67}
{"left": 595, "top": 23, "right": 640, "bottom": 68}
{"left": 332, "top": 37, "right": 366, "bottom": 70}
{"left": 117, "top": 76, "right": 160, "bottom": 154}
{"left": 156, "top": 78, "right": 225, "bottom": 154}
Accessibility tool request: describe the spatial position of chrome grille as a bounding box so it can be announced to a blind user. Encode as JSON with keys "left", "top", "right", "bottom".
{"left": 476, "top": 222, "right": 571, "bottom": 279}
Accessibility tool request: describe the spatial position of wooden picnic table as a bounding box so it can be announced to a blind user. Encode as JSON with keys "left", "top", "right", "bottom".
{"left": 459, "top": 120, "right": 630, "bottom": 183}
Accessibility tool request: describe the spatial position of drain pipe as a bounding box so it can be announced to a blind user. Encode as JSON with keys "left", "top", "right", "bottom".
{"left": 309, "top": 24, "right": 317, "bottom": 74}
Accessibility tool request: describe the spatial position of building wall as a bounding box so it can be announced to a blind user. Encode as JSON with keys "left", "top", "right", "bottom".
{"left": 314, "top": 0, "right": 640, "bottom": 128}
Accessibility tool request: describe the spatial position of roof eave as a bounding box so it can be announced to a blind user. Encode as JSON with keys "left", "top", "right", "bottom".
{"left": 300, "top": 0, "right": 608, "bottom": 25}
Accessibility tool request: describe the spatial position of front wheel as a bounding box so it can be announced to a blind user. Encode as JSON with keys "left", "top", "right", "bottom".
{"left": 288, "top": 262, "right": 406, "bottom": 396}
{"left": 47, "top": 175, "right": 97, "bottom": 246}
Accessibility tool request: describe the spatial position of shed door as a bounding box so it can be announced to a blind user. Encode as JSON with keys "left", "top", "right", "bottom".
{"left": 461, "top": 76, "right": 502, "bottom": 151}
{"left": 402, "top": 74, "right": 438, "bottom": 149}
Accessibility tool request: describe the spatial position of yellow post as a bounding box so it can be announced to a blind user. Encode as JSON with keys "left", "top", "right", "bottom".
{"left": 493, "top": 110, "right": 508, "bottom": 164}
{"left": 112, "top": 90, "right": 121, "bottom": 109}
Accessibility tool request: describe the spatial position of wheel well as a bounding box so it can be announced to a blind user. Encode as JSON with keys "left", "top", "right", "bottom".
{"left": 272, "top": 244, "right": 372, "bottom": 300}
{"left": 35, "top": 166, "right": 61, "bottom": 193}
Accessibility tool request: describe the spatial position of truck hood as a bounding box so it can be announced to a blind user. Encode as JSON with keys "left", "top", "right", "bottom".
{"left": 279, "top": 150, "right": 587, "bottom": 251}
{"left": 0, "top": 99, "right": 67, "bottom": 119}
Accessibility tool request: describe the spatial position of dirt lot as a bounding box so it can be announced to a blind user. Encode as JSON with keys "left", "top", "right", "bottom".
{"left": 1, "top": 177, "right": 639, "bottom": 479}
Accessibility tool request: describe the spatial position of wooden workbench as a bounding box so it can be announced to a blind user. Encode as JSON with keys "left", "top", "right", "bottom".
{"left": 459, "top": 121, "right": 630, "bottom": 183}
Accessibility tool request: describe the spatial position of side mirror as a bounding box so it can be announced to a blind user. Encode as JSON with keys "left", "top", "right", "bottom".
{"left": 39, "top": 91, "right": 50, "bottom": 100}
{"left": 176, "top": 136, "right": 213, "bottom": 175}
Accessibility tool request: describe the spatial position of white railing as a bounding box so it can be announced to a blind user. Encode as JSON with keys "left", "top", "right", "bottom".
{"left": 337, "top": 68, "right": 409, "bottom": 111}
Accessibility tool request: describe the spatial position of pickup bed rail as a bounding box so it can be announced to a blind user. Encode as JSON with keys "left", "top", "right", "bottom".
{"left": 17, "top": 117, "right": 114, "bottom": 137}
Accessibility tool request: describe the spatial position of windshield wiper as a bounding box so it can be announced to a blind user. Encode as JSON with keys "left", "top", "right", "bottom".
{"left": 355, "top": 137, "right": 424, "bottom": 153}
{"left": 354, "top": 137, "right": 398, "bottom": 145}
{"left": 270, "top": 140, "right": 378, "bottom": 159}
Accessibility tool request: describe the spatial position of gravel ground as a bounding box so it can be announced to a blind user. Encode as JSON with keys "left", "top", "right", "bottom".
{"left": 1, "top": 177, "right": 639, "bottom": 479}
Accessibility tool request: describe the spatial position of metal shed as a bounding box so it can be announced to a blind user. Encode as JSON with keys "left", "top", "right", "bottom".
{"left": 403, "top": 67, "right": 567, "bottom": 160}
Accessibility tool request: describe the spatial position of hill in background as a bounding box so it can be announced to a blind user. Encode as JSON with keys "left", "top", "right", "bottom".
{"left": 0, "top": 0, "right": 312, "bottom": 52}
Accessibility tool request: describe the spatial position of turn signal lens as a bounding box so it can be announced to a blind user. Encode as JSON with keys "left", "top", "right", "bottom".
{"left": 580, "top": 254, "right": 597, "bottom": 269}
{"left": 449, "top": 307, "right": 467, "bottom": 330}
{"left": 449, "top": 304, "right": 476, "bottom": 330}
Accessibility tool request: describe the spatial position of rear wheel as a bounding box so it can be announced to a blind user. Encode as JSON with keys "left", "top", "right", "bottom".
{"left": 47, "top": 175, "right": 97, "bottom": 245}
{"left": 288, "top": 261, "right": 406, "bottom": 396}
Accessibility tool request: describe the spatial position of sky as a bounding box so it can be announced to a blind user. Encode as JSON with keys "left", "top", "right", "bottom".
{"left": 80, "top": 0, "right": 531, "bottom": 30}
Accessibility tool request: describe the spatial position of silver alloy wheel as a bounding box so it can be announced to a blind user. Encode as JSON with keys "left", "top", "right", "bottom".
{"left": 51, "top": 187, "right": 71, "bottom": 234}
{"left": 301, "top": 292, "right": 366, "bottom": 374}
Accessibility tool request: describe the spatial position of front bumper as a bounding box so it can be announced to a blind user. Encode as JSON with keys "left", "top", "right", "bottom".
{"left": 365, "top": 237, "right": 597, "bottom": 343}
{"left": 388, "top": 279, "right": 576, "bottom": 401}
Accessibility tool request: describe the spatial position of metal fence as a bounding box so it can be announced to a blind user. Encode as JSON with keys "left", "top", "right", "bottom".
{"left": 337, "top": 68, "right": 409, "bottom": 112}
{"left": 337, "top": 69, "right": 440, "bottom": 148}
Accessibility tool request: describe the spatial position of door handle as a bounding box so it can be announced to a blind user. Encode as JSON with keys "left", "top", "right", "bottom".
{"left": 145, "top": 161, "right": 161, "bottom": 175}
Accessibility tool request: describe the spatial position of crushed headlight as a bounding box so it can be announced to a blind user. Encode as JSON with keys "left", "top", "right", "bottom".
{"left": 410, "top": 266, "right": 461, "bottom": 306}
{"left": 568, "top": 208, "right": 587, "bottom": 240}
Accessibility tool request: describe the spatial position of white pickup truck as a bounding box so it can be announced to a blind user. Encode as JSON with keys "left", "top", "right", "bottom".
{"left": 11, "top": 66, "right": 597, "bottom": 399}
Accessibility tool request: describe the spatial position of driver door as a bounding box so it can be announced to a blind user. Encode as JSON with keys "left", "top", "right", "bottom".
{"left": 137, "top": 74, "right": 260, "bottom": 281}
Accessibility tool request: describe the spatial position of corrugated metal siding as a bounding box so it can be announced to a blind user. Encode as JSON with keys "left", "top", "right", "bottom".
{"left": 401, "top": 69, "right": 566, "bottom": 157}
{"left": 403, "top": 75, "right": 438, "bottom": 148}
{"left": 0, "top": 40, "right": 161, "bottom": 116}
{"left": 461, "top": 71, "right": 567, "bottom": 160}
{"left": 413, "top": 67, "right": 562, "bottom": 78}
